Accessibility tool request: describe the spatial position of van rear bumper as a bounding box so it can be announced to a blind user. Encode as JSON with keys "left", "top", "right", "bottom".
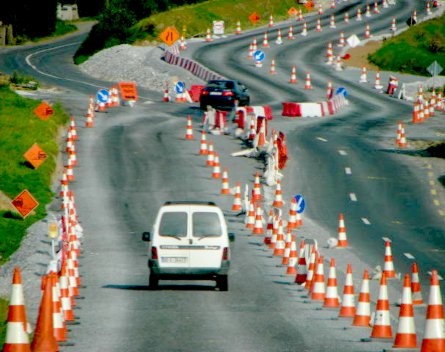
{"left": 149, "top": 260, "right": 230, "bottom": 278}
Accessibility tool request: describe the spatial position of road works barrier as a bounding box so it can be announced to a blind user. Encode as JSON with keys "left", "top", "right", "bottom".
{"left": 281, "top": 94, "right": 348, "bottom": 117}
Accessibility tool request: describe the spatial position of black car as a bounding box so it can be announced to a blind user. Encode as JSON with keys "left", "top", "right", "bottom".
{"left": 199, "top": 80, "right": 250, "bottom": 110}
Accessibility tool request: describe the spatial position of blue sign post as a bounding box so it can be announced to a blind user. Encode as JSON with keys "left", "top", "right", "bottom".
{"left": 96, "top": 89, "right": 110, "bottom": 103}
{"left": 294, "top": 194, "right": 306, "bottom": 213}
{"left": 253, "top": 50, "right": 265, "bottom": 67}
{"left": 175, "top": 81, "right": 185, "bottom": 94}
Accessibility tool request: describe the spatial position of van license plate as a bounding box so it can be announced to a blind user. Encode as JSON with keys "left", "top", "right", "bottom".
{"left": 161, "top": 257, "right": 187, "bottom": 263}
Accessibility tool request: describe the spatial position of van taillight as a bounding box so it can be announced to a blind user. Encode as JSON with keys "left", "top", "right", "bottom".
{"left": 151, "top": 247, "right": 158, "bottom": 260}
{"left": 222, "top": 247, "right": 229, "bottom": 261}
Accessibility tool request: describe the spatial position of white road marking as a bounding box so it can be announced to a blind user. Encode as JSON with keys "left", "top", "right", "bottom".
{"left": 361, "top": 218, "right": 371, "bottom": 225}
{"left": 404, "top": 253, "right": 415, "bottom": 259}
{"left": 317, "top": 137, "right": 328, "bottom": 142}
{"left": 431, "top": 189, "right": 437, "bottom": 195}
{"left": 382, "top": 236, "right": 392, "bottom": 242}
{"left": 428, "top": 271, "right": 444, "bottom": 280}
{"left": 433, "top": 199, "right": 441, "bottom": 206}
{"left": 349, "top": 193, "right": 357, "bottom": 201}
{"left": 345, "top": 167, "right": 352, "bottom": 175}
{"left": 338, "top": 150, "right": 347, "bottom": 156}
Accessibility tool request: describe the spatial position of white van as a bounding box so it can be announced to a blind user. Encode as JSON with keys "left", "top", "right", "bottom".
{"left": 142, "top": 201, "right": 233, "bottom": 291}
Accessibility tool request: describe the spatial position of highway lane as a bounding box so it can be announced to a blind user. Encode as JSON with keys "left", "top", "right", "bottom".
{"left": 190, "top": 0, "right": 445, "bottom": 289}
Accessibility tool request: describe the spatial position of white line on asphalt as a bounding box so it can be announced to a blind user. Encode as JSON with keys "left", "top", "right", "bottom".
{"left": 404, "top": 253, "right": 415, "bottom": 259}
{"left": 338, "top": 150, "right": 347, "bottom": 156}
{"left": 317, "top": 137, "right": 328, "bottom": 142}
{"left": 345, "top": 167, "right": 352, "bottom": 175}
{"left": 433, "top": 199, "right": 441, "bottom": 206}
{"left": 349, "top": 193, "right": 357, "bottom": 201}
{"left": 361, "top": 218, "right": 371, "bottom": 225}
{"left": 382, "top": 236, "right": 392, "bottom": 242}
{"left": 431, "top": 189, "right": 437, "bottom": 195}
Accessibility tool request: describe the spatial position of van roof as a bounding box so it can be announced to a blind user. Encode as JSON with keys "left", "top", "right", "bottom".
{"left": 163, "top": 201, "right": 216, "bottom": 206}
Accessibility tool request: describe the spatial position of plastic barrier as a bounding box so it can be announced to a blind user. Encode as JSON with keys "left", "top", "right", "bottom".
{"left": 300, "top": 103, "right": 323, "bottom": 117}
{"left": 188, "top": 85, "right": 204, "bottom": 102}
{"left": 281, "top": 102, "right": 301, "bottom": 117}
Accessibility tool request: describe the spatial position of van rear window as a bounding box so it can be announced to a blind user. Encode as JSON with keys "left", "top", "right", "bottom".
{"left": 159, "top": 212, "right": 187, "bottom": 237}
{"left": 193, "top": 212, "right": 222, "bottom": 237}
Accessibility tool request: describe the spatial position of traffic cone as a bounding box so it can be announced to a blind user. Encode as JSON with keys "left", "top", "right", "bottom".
{"left": 65, "top": 163, "right": 74, "bottom": 183}
{"left": 31, "top": 275, "right": 59, "bottom": 352}
{"left": 287, "top": 197, "right": 298, "bottom": 229}
{"left": 359, "top": 66, "right": 368, "bottom": 83}
{"left": 275, "top": 29, "right": 282, "bottom": 45}
{"left": 212, "top": 152, "right": 221, "bottom": 179}
{"left": 412, "top": 101, "right": 421, "bottom": 124}
{"left": 205, "top": 28, "right": 212, "bottom": 42}
{"left": 301, "top": 22, "right": 308, "bottom": 36}
{"left": 58, "top": 263, "right": 74, "bottom": 322}
{"left": 245, "top": 200, "right": 255, "bottom": 229}
{"left": 69, "top": 118, "right": 77, "bottom": 141}
{"left": 323, "top": 258, "right": 340, "bottom": 308}
{"left": 287, "top": 26, "right": 294, "bottom": 40}
{"left": 163, "top": 82, "right": 170, "bottom": 102}
{"left": 49, "top": 273, "right": 67, "bottom": 343}
{"left": 268, "top": 215, "right": 279, "bottom": 250}
{"left": 289, "top": 65, "right": 297, "bottom": 84}
{"left": 179, "top": 36, "right": 187, "bottom": 50}
{"left": 269, "top": 59, "right": 277, "bottom": 74}
{"left": 262, "top": 32, "right": 269, "bottom": 48}
{"left": 2, "top": 267, "right": 31, "bottom": 352}
{"left": 395, "top": 121, "right": 403, "bottom": 146}
{"left": 329, "top": 14, "right": 336, "bottom": 28}
{"left": 206, "top": 141, "right": 215, "bottom": 166}
{"left": 272, "top": 180, "right": 284, "bottom": 208}
{"left": 199, "top": 130, "right": 208, "bottom": 155}
{"left": 264, "top": 209, "right": 274, "bottom": 245}
{"left": 318, "top": 4, "right": 323, "bottom": 15}
{"left": 356, "top": 8, "right": 362, "bottom": 21}
{"left": 393, "top": 274, "right": 418, "bottom": 348}
{"left": 285, "top": 236, "right": 298, "bottom": 275}
{"left": 282, "top": 231, "right": 292, "bottom": 266}
{"left": 327, "top": 81, "right": 333, "bottom": 100}
{"left": 330, "top": 0, "right": 336, "bottom": 9}
{"left": 304, "top": 246, "right": 317, "bottom": 290}
{"left": 304, "top": 72, "right": 312, "bottom": 90}
{"left": 295, "top": 240, "right": 307, "bottom": 284}
{"left": 231, "top": 182, "right": 242, "bottom": 212}
{"left": 235, "top": 20, "right": 242, "bottom": 35}
{"left": 252, "top": 172, "right": 262, "bottom": 203}
{"left": 295, "top": 211, "right": 303, "bottom": 227}
{"left": 420, "top": 270, "right": 445, "bottom": 352}
{"left": 383, "top": 240, "right": 396, "bottom": 278}
{"left": 352, "top": 269, "right": 372, "bottom": 326}
{"left": 412, "top": 9, "right": 417, "bottom": 23}
{"left": 338, "top": 32, "right": 345, "bottom": 47}
{"left": 298, "top": 9, "right": 303, "bottom": 21}
{"left": 364, "top": 24, "right": 371, "bottom": 39}
{"left": 85, "top": 107, "right": 94, "bottom": 128}
{"left": 252, "top": 206, "right": 264, "bottom": 235}
{"left": 220, "top": 168, "right": 231, "bottom": 195}
{"left": 371, "top": 273, "right": 393, "bottom": 339}
{"left": 316, "top": 18, "right": 322, "bottom": 32}
{"left": 339, "top": 264, "right": 356, "bottom": 318}
{"left": 311, "top": 256, "right": 325, "bottom": 301}
{"left": 373, "top": 2, "right": 380, "bottom": 14}
{"left": 247, "top": 43, "right": 254, "bottom": 59}
{"left": 252, "top": 37, "right": 257, "bottom": 51}
{"left": 426, "top": 2, "right": 432, "bottom": 16}
{"left": 326, "top": 42, "right": 333, "bottom": 65}
{"left": 344, "top": 12, "right": 349, "bottom": 23}
{"left": 337, "top": 213, "right": 348, "bottom": 247}
{"left": 268, "top": 14, "right": 274, "bottom": 27}
{"left": 398, "top": 127, "right": 408, "bottom": 148}
{"left": 391, "top": 17, "right": 397, "bottom": 32}
{"left": 411, "top": 262, "right": 424, "bottom": 305}
{"left": 374, "top": 71, "right": 383, "bottom": 90}
{"left": 365, "top": 4, "right": 371, "bottom": 17}
{"left": 273, "top": 221, "right": 285, "bottom": 256}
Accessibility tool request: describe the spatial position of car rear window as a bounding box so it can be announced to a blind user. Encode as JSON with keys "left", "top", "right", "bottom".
{"left": 192, "top": 212, "right": 222, "bottom": 237}
{"left": 159, "top": 212, "right": 187, "bottom": 237}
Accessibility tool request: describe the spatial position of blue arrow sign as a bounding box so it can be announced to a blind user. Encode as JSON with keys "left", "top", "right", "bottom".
{"left": 294, "top": 194, "right": 306, "bottom": 213}
{"left": 175, "top": 81, "right": 185, "bottom": 93}
{"left": 253, "top": 50, "right": 265, "bottom": 62}
{"left": 96, "top": 89, "right": 110, "bottom": 103}
{"left": 336, "top": 87, "right": 347, "bottom": 97}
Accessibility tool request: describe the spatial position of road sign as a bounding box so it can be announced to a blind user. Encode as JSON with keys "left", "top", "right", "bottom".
{"left": 336, "top": 87, "right": 348, "bottom": 97}
{"left": 249, "top": 12, "right": 260, "bottom": 24}
{"left": 294, "top": 194, "right": 306, "bottom": 213}
{"left": 288, "top": 7, "right": 298, "bottom": 17}
{"left": 175, "top": 81, "right": 185, "bottom": 93}
{"left": 253, "top": 50, "right": 265, "bottom": 62}
{"left": 24, "top": 143, "right": 47, "bottom": 169}
{"left": 34, "top": 102, "right": 54, "bottom": 120}
{"left": 96, "top": 89, "right": 109, "bottom": 103}
{"left": 213, "top": 20, "right": 225, "bottom": 35}
{"left": 159, "top": 26, "right": 180, "bottom": 46}
{"left": 427, "top": 61, "right": 443, "bottom": 76}
{"left": 11, "top": 189, "right": 39, "bottom": 218}
{"left": 118, "top": 81, "right": 138, "bottom": 101}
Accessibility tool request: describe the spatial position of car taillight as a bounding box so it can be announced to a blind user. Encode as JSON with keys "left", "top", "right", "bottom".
{"left": 222, "top": 91, "right": 234, "bottom": 97}
{"left": 222, "top": 247, "right": 229, "bottom": 261}
{"left": 151, "top": 247, "right": 158, "bottom": 260}
{"left": 201, "top": 90, "right": 209, "bottom": 96}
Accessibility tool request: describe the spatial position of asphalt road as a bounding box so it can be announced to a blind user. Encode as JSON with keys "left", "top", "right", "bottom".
{"left": 0, "top": 1, "right": 444, "bottom": 351}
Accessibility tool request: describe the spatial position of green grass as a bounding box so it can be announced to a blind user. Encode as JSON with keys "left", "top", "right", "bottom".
{"left": 0, "top": 86, "right": 69, "bottom": 265}
{"left": 368, "top": 14, "right": 445, "bottom": 76}
{"left": 133, "top": 0, "right": 309, "bottom": 42}
{"left": 0, "top": 298, "right": 8, "bottom": 346}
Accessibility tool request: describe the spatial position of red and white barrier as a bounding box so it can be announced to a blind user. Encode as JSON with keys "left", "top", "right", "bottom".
{"left": 281, "top": 94, "right": 348, "bottom": 118}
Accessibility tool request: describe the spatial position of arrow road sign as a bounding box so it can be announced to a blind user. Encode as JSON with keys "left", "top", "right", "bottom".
{"left": 175, "top": 81, "right": 185, "bottom": 93}
{"left": 294, "top": 194, "right": 306, "bottom": 213}
{"left": 96, "top": 89, "right": 110, "bottom": 103}
{"left": 253, "top": 50, "right": 265, "bottom": 62}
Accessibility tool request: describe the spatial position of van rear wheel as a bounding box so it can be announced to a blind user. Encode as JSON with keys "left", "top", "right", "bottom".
{"left": 149, "top": 271, "right": 158, "bottom": 290}
{"left": 216, "top": 275, "right": 228, "bottom": 291}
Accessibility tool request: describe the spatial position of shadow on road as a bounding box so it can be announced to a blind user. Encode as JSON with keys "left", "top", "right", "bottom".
{"left": 102, "top": 283, "right": 217, "bottom": 291}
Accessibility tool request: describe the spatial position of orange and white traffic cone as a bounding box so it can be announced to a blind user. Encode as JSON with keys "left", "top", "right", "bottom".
{"left": 286, "top": 236, "right": 298, "bottom": 275}
{"left": 273, "top": 221, "right": 285, "bottom": 256}
{"left": 391, "top": 17, "right": 397, "bottom": 32}
{"left": 49, "top": 272, "right": 67, "bottom": 343}
{"left": 85, "top": 107, "right": 94, "bottom": 128}
{"left": 412, "top": 101, "right": 421, "bottom": 124}
{"left": 393, "top": 274, "right": 418, "bottom": 348}
{"left": 352, "top": 269, "right": 372, "bottom": 327}
{"left": 323, "top": 258, "right": 340, "bottom": 308}
{"left": 339, "top": 264, "right": 356, "bottom": 318}
{"left": 356, "top": 8, "right": 362, "bottom": 21}
{"left": 268, "top": 14, "right": 274, "bottom": 27}
{"left": 420, "top": 270, "right": 445, "bottom": 352}
{"left": 199, "top": 130, "right": 208, "bottom": 155}
{"left": 252, "top": 172, "right": 262, "bottom": 203}
{"left": 206, "top": 142, "right": 215, "bottom": 166}
{"left": 304, "top": 72, "right": 312, "bottom": 90}
{"left": 311, "top": 256, "right": 326, "bottom": 301}
{"left": 298, "top": 9, "right": 303, "bottom": 21}
{"left": 264, "top": 210, "right": 274, "bottom": 245}
{"left": 337, "top": 213, "right": 348, "bottom": 247}
{"left": 245, "top": 200, "right": 255, "bottom": 230}
{"left": 318, "top": 4, "right": 323, "bottom": 15}
{"left": 287, "top": 197, "right": 298, "bottom": 229}
{"left": 179, "top": 36, "right": 187, "bottom": 50}
{"left": 272, "top": 180, "right": 284, "bottom": 208}
{"left": 252, "top": 206, "right": 264, "bottom": 235}
{"left": 235, "top": 20, "right": 242, "bottom": 35}
{"left": 262, "top": 32, "right": 269, "bottom": 48}
{"left": 359, "top": 66, "right": 368, "bottom": 83}
{"left": 163, "top": 82, "right": 170, "bottom": 102}
{"left": 304, "top": 246, "right": 317, "bottom": 291}
{"left": 289, "top": 65, "right": 297, "bottom": 84}
{"left": 338, "top": 32, "right": 345, "bottom": 47}
{"left": 31, "top": 274, "right": 59, "bottom": 352}
{"left": 65, "top": 163, "right": 74, "bottom": 183}
{"left": 411, "top": 262, "right": 424, "bottom": 305}
{"left": 231, "top": 182, "right": 243, "bottom": 212}
{"left": 69, "top": 117, "right": 78, "bottom": 141}
{"left": 287, "top": 26, "right": 294, "bottom": 40}
{"left": 205, "top": 28, "right": 212, "bottom": 42}
{"left": 329, "top": 14, "right": 336, "bottom": 28}
{"left": 373, "top": 2, "right": 380, "bottom": 14}
{"left": 301, "top": 22, "right": 308, "bottom": 36}
{"left": 365, "top": 4, "right": 371, "bottom": 17}
{"left": 364, "top": 24, "right": 371, "bottom": 38}
{"left": 282, "top": 231, "right": 293, "bottom": 266}
{"left": 316, "top": 18, "right": 322, "bottom": 32}
{"left": 59, "top": 263, "right": 75, "bottom": 322}
{"left": 295, "top": 240, "right": 307, "bottom": 284}
{"left": 211, "top": 152, "right": 221, "bottom": 179}
{"left": 275, "top": 29, "right": 283, "bottom": 45}
{"left": 269, "top": 59, "right": 277, "bottom": 74}
{"left": 370, "top": 273, "right": 393, "bottom": 339}
{"left": 185, "top": 115, "right": 194, "bottom": 140}
{"left": 268, "top": 215, "right": 279, "bottom": 250}
{"left": 220, "top": 168, "right": 231, "bottom": 195}
{"left": 2, "top": 267, "right": 31, "bottom": 352}
{"left": 374, "top": 70, "right": 383, "bottom": 90}
{"left": 395, "top": 121, "right": 403, "bottom": 146}
{"left": 383, "top": 240, "right": 396, "bottom": 278}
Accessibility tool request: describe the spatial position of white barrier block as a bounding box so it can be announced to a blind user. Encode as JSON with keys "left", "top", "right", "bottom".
{"left": 300, "top": 103, "right": 323, "bottom": 117}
